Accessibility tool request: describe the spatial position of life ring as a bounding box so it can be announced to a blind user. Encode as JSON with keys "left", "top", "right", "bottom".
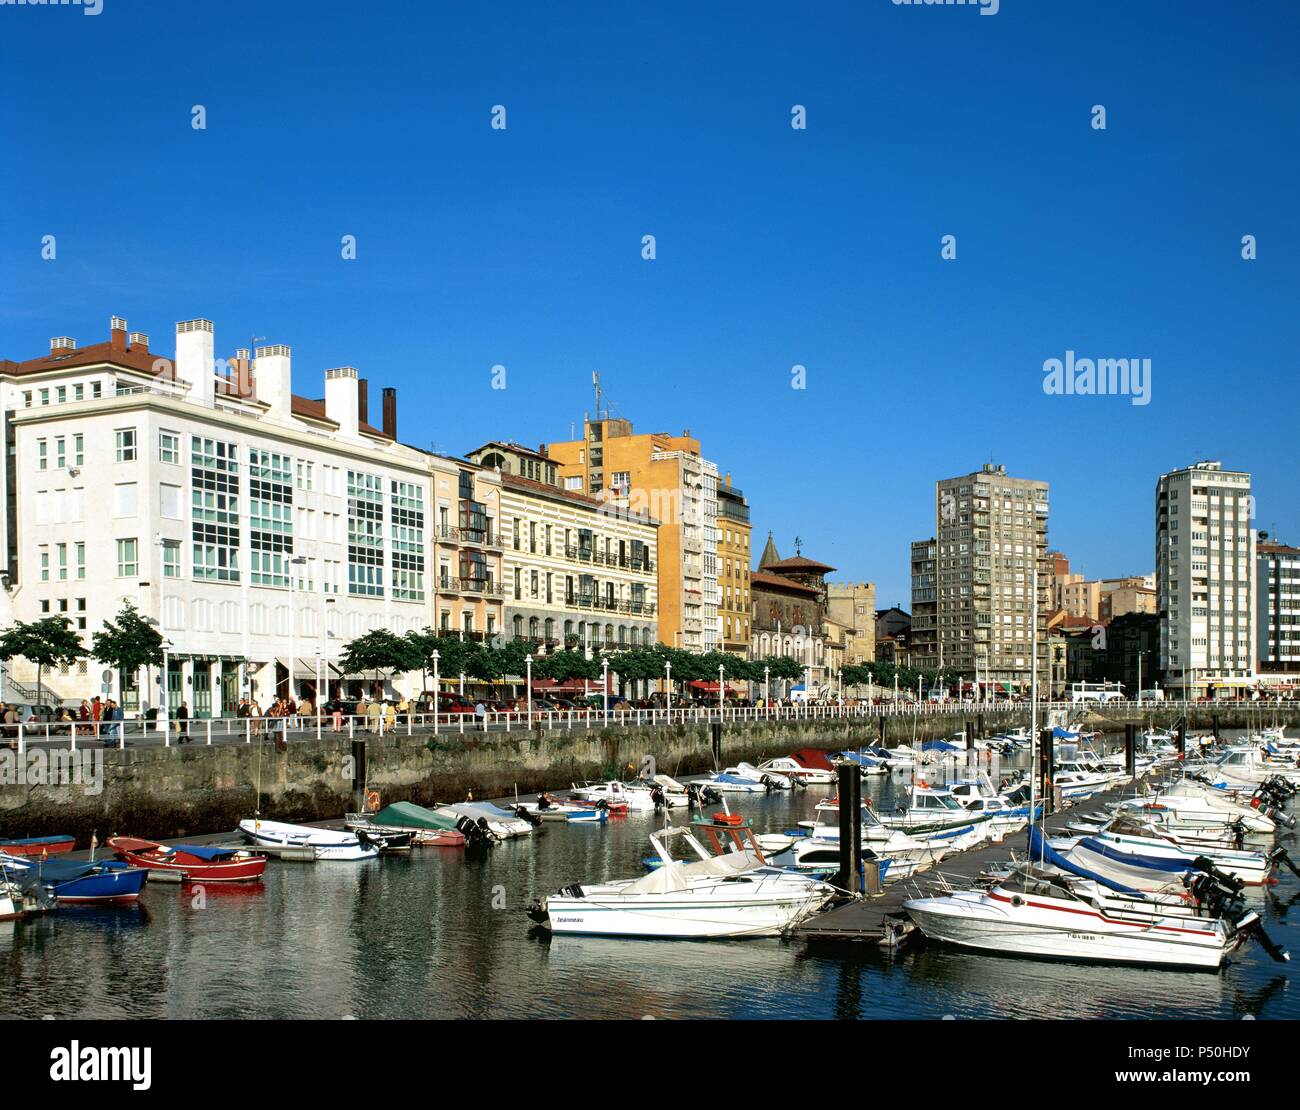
{"left": 364, "top": 789, "right": 381, "bottom": 812}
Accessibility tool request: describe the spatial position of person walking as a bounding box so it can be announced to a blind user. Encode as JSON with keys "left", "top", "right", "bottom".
{"left": 366, "top": 697, "right": 382, "bottom": 735}
{"left": 475, "top": 699, "right": 487, "bottom": 733}
{"left": 91, "top": 695, "right": 103, "bottom": 739}
{"left": 331, "top": 699, "right": 344, "bottom": 733}
{"left": 177, "top": 702, "right": 190, "bottom": 743}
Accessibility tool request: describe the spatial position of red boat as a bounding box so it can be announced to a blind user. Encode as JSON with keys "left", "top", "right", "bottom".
{"left": 107, "top": 837, "right": 268, "bottom": 883}
{"left": 0, "top": 836, "right": 76, "bottom": 857}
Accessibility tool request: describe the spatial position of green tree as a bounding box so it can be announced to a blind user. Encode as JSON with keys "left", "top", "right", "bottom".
{"left": 0, "top": 615, "right": 87, "bottom": 709}
{"left": 340, "top": 628, "right": 417, "bottom": 691}
{"left": 90, "top": 602, "right": 162, "bottom": 704}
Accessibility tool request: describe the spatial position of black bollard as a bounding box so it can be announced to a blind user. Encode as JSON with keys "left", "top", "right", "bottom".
{"left": 1039, "top": 727, "right": 1055, "bottom": 816}
{"left": 1212, "top": 713, "right": 1220, "bottom": 744}
{"left": 878, "top": 712, "right": 886, "bottom": 748}
{"left": 1124, "top": 723, "right": 1136, "bottom": 779}
{"left": 835, "top": 761, "right": 862, "bottom": 894}
{"left": 351, "top": 738, "right": 367, "bottom": 814}
{"left": 965, "top": 721, "right": 975, "bottom": 752}
{"left": 1177, "top": 718, "right": 1186, "bottom": 759}
{"left": 976, "top": 712, "right": 984, "bottom": 742}
{"left": 710, "top": 721, "right": 722, "bottom": 765}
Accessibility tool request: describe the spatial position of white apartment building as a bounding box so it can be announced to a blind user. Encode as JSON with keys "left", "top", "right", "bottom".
{"left": 660, "top": 449, "right": 719, "bottom": 652}
{"left": 0, "top": 315, "right": 504, "bottom": 716}
{"left": 1256, "top": 536, "right": 1300, "bottom": 687}
{"left": 465, "top": 441, "right": 659, "bottom": 650}
{"left": 1156, "top": 461, "right": 1256, "bottom": 698}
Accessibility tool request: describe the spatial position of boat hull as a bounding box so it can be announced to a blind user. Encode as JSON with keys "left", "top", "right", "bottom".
{"left": 905, "top": 894, "right": 1228, "bottom": 969}
{"left": 543, "top": 888, "right": 831, "bottom": 938}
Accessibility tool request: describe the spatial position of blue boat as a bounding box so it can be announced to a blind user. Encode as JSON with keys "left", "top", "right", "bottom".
{"left": 1, "top": 854, "right": 148, "bottom": 904}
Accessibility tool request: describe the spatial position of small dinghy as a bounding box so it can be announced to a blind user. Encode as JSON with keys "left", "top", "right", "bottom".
{"left": 108, "top": 837, "right": 269, "bottom": 883}
{"left": 238, "top": 819, "right": 378, "bottom": 861}
{"left": 0, "top": 835, "right": 75, "bottom": 858}
{"left": 0, "top": 853, "right": 148, "bottom": 904}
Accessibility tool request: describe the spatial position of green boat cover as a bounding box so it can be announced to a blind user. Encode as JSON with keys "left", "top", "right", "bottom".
{"left": 372, "top": 801, "right": 458, "bottom": 831}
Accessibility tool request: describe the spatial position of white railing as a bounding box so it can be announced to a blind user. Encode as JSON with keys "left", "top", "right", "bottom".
{"left": 0, "top": 697, "right": 1273, "bottom": 754}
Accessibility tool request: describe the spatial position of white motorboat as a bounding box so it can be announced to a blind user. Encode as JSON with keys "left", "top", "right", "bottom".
{"left": 571, "top": 780, "right": 658, "bottom": 812}
{"left": 877, "top": 784, "right": 991, "bottom": 850}
{"left": 760, "top": 800, "right": 950, "bottom": 873}
{"left": 697, "top": 768, "right": 771, "bottom": 794}
{"left": 529, "top": 818, "right": 835, "bottom": 938}
{"left": 1196, "top": 746, "right": 1300, "bottom": 790}
{"left": 238, "top": 818, "right": 378, "bottom": 861}
{"left": 732, "top": 763, "right": 792, "bottom": 790}
{"left": 763, "top": 837, "right": 924, "bottom": 883}
{"left": 1050, "top": 820, "right": 1275, "bottom": 886}
{"left": 905, "top": 870, "right": 1239, "bottom": 969}
{"left": 753, "top": 755, "right": 838, "bottom": 785}
{"left": 1117, "top": 790, "right": 1274, "bottom": 835}
{"left": 445, "top": 801, "right": 536, "bottom": 838}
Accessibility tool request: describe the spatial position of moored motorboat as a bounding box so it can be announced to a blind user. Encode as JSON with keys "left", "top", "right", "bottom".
{"left": 108, "top": 836, "right": 269, "bottom": 882}
{"left": 344, "top": 801, "right": 470, "bottom": 847}
{"left": 238, "top": 819, "right": 379, "bottom": 861}
{"left": 529, "top": 815, "right": 835, "bottom": 938}
{"left": 0, "top": 853, "right": 148, "bottom": 904}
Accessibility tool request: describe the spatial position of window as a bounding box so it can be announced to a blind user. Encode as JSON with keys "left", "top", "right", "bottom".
{"left": 347, "top": 470, "right": 384, "bottom": 596}
{"left": 161, "top": 483, "right": 183, "bottom": 519}
{"left": 56, "top": 386, "right": 66, "bottom": 404}
{"left": 73, "top": 384, "right": 83, "bottom": 402}
{"left": 37, "top": 439, "right": 47, "bottom": 471}
{"left": 296, "top": 460, "right": 314, "bottom": 491}
{"left": 192, "top": 437, "right": 240, "bottom": 581}
{"left": 163, "top": 542, "right": 180, "bottom": 578}
{"left": 113, "top": 482, "right": 138, "bottom": 517}
{"left": 73, "top": 434, "right": 84, "bottom": 467}
{"left": 76, "top": 542, "right": 85, "bottom": 580}
{"left": 55, "top": 438, "right": 65, "bottom": 469}
{"left": 40, "top": 389, "right": 49, "bottom": 406}
{"left": 57, "top": 543, "right": 67, "bottom": 581}
{"left": 565, "top": 476, "right": 581, "bottom": 491}
{"left": 115, "top": 428, "right": 137, "bottom": 462}
{"left": 22, "top": 391, "right": 31, "bottom": 407}
{"left": 116, "top": 538, "right": 138, "bottom": 577}
{"left": 159, "top": 430, "right": 180, "bottom": 464}
{"left": 91, "top": 382, "right": 102, "bottom": 399}
{"left": 39, "top": 547, "right": 49, "bottom": 581}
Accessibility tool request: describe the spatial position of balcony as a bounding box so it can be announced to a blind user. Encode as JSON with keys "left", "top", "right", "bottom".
{"left": 435, "top": 526, "right": 502, "bottom": 549}
{"left": 437, "top": 577, "right": 507, "bottom": 598}
{"left": 562, "top": 594, "right": 657, "bottom": 616}
{"left": 562, "top": 545, "right": 654, "bottom": 573}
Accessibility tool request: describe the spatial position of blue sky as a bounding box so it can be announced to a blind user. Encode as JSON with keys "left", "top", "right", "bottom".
{"left": 2, "top": 0, "right": 1296, "bottom": 604}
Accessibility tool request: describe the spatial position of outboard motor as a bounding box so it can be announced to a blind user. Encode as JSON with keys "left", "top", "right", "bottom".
{"left": 1251, "top": 795, "right": 1296, "bottom": 830}
{"left": 455, "top": 815, "right": 495, "bottom": 848}
{"left": 649, "top": 784, "right": 666, "bottom": 811}
{"left": 1268, "top": 845, "right": 1300, "bottom": 881}
{"left": 512, "top": 805, "right": 542, "bottom": 827}
{"left": 526, "top": 900, "right": 549, "bottom": 925}
{"left": 760, "top": 774, "right": 781, "bottom": 794}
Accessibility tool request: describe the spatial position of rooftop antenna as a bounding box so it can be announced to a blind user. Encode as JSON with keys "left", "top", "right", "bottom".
{"left": 593, "top": 370, "right": 602, "bottom": 420}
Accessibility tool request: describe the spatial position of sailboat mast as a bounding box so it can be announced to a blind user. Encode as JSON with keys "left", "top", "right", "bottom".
{"left": 1029, "top": 563, "right": 1039, "bottom": 860}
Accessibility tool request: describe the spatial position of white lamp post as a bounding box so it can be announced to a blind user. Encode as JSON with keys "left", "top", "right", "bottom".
{"left": 459, "top": 672, "right": 465, "bottom": 697}
{"left": 431, "top": 649, "right": 440, "bottom": 734}
{"left": 867, "top": 669, "right": 874, "bottom": 703}
{"left": 155, "top": 537, "right": 179, "bottom": 733}
{"left": 665, "top": 660, "right": 672, "bottom": 717}
{"left": 525, "top": 653, "right": 533, "bottom": 723}
{"left": 763, "top": 664, "right": 770, "bottom": 707}
{"left": 288, "top": 555, "right": 307, "bottom": 708}
{"left": 601, "top": 654, "right": 610, "bottom": 720}
{"left": 718, "top": 662, "right": 725, "bottom": 714}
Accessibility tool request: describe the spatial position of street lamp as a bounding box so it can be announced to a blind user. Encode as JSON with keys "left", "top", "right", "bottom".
{"left": 316, "top": 594, "right": 335, "bottom": 739}
{"left": 763, "top": 664, "right": 770, "bottom": 707}
{"left": 154, "top": 537, "right": 181, "bottom": 733}
{"left": 867, "top": 669, "right": 874, "bottom": 703}
{"left": 664, "top": 660, "right": 672, "bottom": 717}
{"left": 288, "top": 555, "right": 308, "bottom": 708}
{"left": 525, "top": 653, "right": 533, "bottom": 723}
{"left": 431, "top": 649, "right": 440, "bottom": 734}
{"left": 602, "top": 654, "right": 610, "bottom": 720}
{"left": 718, "top": 662, "right": 725, "bottom": 714}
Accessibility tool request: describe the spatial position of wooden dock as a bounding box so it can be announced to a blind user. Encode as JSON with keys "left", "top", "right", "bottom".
{"left": 793, "top": 788, "right": 1125, "bottom": 946}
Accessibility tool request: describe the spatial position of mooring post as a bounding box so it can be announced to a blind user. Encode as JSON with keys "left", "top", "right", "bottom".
{"left": 878, "top": 712, "right": 886, "bottom": 748}
{"left": 1039, "top": 727, "right": 1055, "bottom": 816}
{"left": 835, "top": 760, "right": 862, "bottom": 895}
{"left": 976, "top": 712, "right": 984, "bottom": 742}
{"left": 1124, "top": 722, "right": 1136, "bottom": 779}
{"left": 710, "top": 720, "right": 722, "bottom": 765}
{"left": 1212, "top": 712, "right": 1220, "bottom": 744}
{"left": 1176, "top": 718, "right": 1186, "bottom": 760}
{"left": 351, "top": 738, "right": 367, "bottom": 814}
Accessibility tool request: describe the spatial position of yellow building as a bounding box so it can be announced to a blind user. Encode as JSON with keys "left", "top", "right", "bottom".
{"left": 716, "top": 476, "right": 751, "bottom": 655}
{"left": 547, "top": 416, "right": 719, "bottom": 652}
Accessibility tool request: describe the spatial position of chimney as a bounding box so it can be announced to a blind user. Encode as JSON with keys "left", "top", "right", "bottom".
{"left": 128, "top": 332, "right": 149, "bottom": 353}
{"left": 381, "top": 386, "right": 397, "bottom": 438}
{"left": 234, "top": 348, "right": 254, "bottom": 397}
{"left": 175, "top": 319, "right": 215, "bottom": 404}
{"left": 254, "top": 344, "right": 292, "bottom": 420}
{"left": 110, "top": 315, "right": 128, "bottom": 352}
{"left": 358, "top": 378, "right": 369, "bottom": 427}
{"left": 50, "top": 337, "right": 76, "bottom": 353}
{"left": 325, "top": 367, "right": 360, "bottom": 437}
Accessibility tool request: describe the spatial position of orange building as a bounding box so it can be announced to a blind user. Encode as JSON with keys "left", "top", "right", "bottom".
{"left": 547, "top": 416, "right": 719, "bottom": 652}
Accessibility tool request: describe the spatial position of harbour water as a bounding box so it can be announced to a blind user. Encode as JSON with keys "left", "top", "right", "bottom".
{"left": 3, "top": 744, "right": 1296, "bottom": 1020}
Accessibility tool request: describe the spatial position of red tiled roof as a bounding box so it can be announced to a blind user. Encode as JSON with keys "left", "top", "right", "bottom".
{"left": 764, "top": 555, "right": 837, "bottom": 574}
{"left": 3, "top": 339, "right": 392, "bottom": 440}
{"left": 751, "top": 571, "right": 819, "bottom": 597}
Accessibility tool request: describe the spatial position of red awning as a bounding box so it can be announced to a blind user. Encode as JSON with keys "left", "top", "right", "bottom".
{"left": 689, "top": 680, "right": 722, "bottom": 692}
{"left": 530, "top": 676, "right": 613, "bottom": 694}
